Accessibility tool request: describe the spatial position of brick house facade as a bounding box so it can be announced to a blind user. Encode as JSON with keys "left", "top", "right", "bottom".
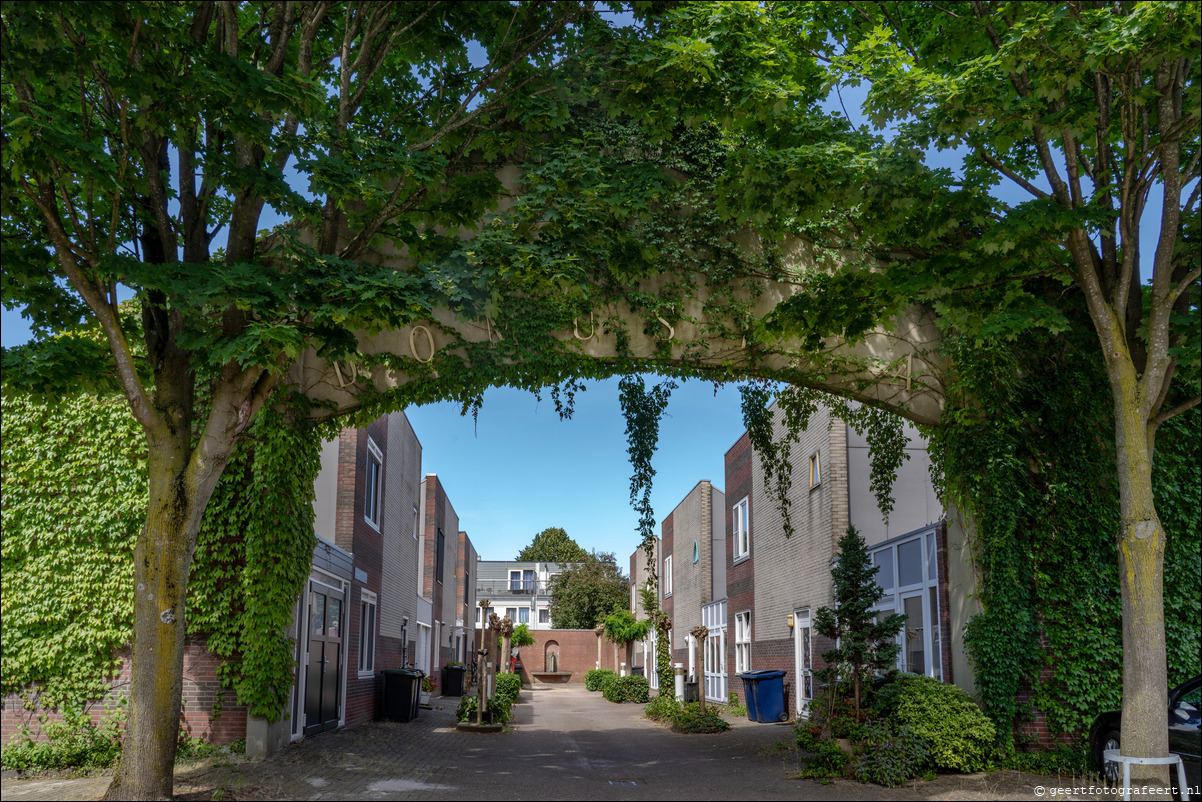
{"left": 3, "top": 410, "right": 473, "bottom": 758}
{"left": 640, "top": 402, "right": 977, "bottom": 720}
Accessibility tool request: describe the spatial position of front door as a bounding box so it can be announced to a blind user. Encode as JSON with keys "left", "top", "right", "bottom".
{"left": 794, "top": 608, "right": 813, "bottom": 717}
{"left": 304, "top": 582, "right": 344, "bottom": 736}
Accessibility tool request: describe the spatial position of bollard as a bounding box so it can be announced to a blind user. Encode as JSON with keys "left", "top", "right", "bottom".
{"left": 674, "top": 663, "right": 685, "bottom": 702}
{"left": 620, "top": 661, "right": 627, "bottom": 678}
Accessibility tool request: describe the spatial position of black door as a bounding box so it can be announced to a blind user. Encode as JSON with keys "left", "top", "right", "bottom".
{"left": 304, "top": 584, "right": 343, "bottom": 736}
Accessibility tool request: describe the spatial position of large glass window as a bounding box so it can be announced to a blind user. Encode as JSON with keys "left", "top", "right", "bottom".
{"left": 871, "top": 528, "right": 942, "bottom": 681}
{"left": 364, "top": 439, "right": 383, "bottom": 529}
{"left": 663, "top": 555, "right": 673, "bottom": 597}
{"left": 735, "top": 611, "right": 751, "bottom": 674}
{"left": 733, "top": 496, "right": 750, "bottom": 561}
{"left": 358, "top": 591, "right": 377, "bottom": 676}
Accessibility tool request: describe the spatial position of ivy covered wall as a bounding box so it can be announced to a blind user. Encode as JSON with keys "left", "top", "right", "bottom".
{"left": 929, "top": 327, "right": 1201, "bottom": 750}
{"left": 1, "top": 392, "right": 324, "bottom": 726}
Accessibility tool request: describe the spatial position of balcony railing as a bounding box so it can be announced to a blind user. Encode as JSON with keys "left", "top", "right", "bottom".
{"left": 475, "top": 580, "right": 553, "bottom": 597}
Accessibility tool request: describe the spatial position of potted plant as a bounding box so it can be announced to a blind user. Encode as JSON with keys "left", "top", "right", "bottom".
{"left": 420, "top": 673, "right": 437, "bottom": 704}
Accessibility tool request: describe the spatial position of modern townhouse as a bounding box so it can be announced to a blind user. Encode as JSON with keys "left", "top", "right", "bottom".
{"left": 646, "top": 401, "right": 979, "bottom": 721}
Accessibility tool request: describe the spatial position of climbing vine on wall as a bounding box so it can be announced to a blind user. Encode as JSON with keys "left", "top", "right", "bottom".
{"left": 928, "top": 327, "right": 1201, "bottom": 749}
{"left": 1, "top": 393, "right": 143, "bottom": 714}
{"left": 739, "top": 381, "right": 910, "bottom": 536}
{"left": 0, "top": 389, "right": 326, "bottom": 723}
{"left": 189, "top": 400, "right": 329, "bottom": 721}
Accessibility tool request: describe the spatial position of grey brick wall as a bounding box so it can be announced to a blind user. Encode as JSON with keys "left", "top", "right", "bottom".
{"left": 380, "top": 412, "right": 422, "bottom": 639}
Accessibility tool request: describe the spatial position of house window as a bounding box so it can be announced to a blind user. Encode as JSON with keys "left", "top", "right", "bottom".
{"left": 411, "top": 505, "right": 418, "bottom": 539}
{"left": 733, "top": 496, "right": 750, "bottom": 561}
{"left": 509, "top": 570, "right": 522, "bottom": 591}
{"left": 539, "top": 608, "right": 550, "bottom": 625}
{"left": 358, "top": 590, "right": 377, "bottom": 676}
{"left": 518, "top": 607, "right": 530, "bottom": 625}
{"left": 663, "top": 555, "right": 673, "bottom": 597}
{"left": 436, "top": 528, "right": 445, "bottom": 584}
{"left": 364, "top": 439, "right": 383, "bottom": 529}
{"left": 505, "top": 607, "right": 518, "bottom": 621}
{"left": 735, "top": 611, "right": 751, "bottom": 674}
{"left": 809, "top": 452, "right": 821, "bottom": 488}
{"left": 871, "top": 528, "right": 942, "bottom": 681}
{"left": 464, "top": 569, "right": 470, "bottom": 604}
{"left": 693, "top": 540, "right": 699, "bottom": 564}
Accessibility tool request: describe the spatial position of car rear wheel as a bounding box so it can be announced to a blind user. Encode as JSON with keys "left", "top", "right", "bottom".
{"left": 1097, "top": 729, "right": 1121, "bottom": 783}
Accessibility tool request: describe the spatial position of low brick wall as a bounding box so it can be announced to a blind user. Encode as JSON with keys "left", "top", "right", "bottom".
{"left": 2, "top": 638, "right": 248, "bottom": 748}
{"left": 518, "top": 629, "right": 627, "bottom": 684}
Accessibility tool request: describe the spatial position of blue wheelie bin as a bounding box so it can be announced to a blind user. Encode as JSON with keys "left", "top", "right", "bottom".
{"left": 737, "top": 670, "right": 788, "bottom": 722}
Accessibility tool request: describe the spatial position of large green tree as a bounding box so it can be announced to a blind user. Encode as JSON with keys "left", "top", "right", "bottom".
{"left": 515, "top": 526, "right": 589, "bottom": 562}
{"left": 631, "top": 1, "right": 1199, "bottom": 774}
{"left": 547, "top": 551, "right": 629, "bottom": 629}
{"left": 1, "top": 4, "right": 612, "bottom": 797}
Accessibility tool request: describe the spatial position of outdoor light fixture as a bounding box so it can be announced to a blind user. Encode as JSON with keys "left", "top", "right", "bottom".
{"left": 786, "top": 614, "right": 794, "bottom": 628}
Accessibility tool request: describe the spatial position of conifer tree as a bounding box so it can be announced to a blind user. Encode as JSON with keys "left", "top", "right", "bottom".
{"left": 814, "top": 527, "right": 905, "bottom": 719}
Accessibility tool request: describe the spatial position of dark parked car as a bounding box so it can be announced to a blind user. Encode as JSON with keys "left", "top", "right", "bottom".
{"left": 1090, "top": 675, "right": 1200, "bottom": 793}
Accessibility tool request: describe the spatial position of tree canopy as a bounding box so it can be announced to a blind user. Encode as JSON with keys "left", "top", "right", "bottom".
{"left": 2, "top": 1, "right": 1197, "bottom": 794}
{"left": 547, "top": 551, "right": 629, "bottom": 629}
{"left": 631, "top": 0, "right": 1198, "bottom": 771}
{"left": 515, "top": 526, "right": 589, "bottom": 563}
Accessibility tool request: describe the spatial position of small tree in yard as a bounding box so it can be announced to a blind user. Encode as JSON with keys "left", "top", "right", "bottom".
{"left": 814, "top": 527, "right": 905, "bottom": 721}
{"left": 603, "top": 605, "right": 651, "bottom": 676}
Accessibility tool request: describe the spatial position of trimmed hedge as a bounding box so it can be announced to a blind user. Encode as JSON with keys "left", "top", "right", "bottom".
{"left": 585, "top": 669, "right": 616, "bottom": 692}
{"left": 603, "top": 675, "right": 650, "bottom": 704}
{"left": 495, "top": 672, "right": 522, "bottom": 707}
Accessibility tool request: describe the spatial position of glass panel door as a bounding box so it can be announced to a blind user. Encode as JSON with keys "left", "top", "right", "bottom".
{"left": 902, "top": 592, "right": 926, "bottom": 677}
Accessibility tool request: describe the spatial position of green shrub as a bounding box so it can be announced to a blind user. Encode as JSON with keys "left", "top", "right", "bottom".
{"left": 795, "top": 726, "right": 849, "bottom": 782}
{"left": 884, "top": 675, "right": 996, "bottom": 773}
{"left": 603, "top": 675, "right": 650, "bottom": 704}
{"left": 495, "top": 673, "right": 522, "bottom": 707}
{"left": 644, "top": 694, "right": 680, "bottom": 722}
{"left": 1, "top": 714, "right": 124, "bottom": 773}
{"left": 725, "top": 691, "right": 748, "bottom": 717}
{"left": 849, "top": 721, "right": 930, "bottom": 787}
{"left": 585, "top": 669, "right": 616, "bottom": 692}
{"left": 670, "top": 701, "right": 730, "bottom": 734}
{"left": 1006, "top": 744, "right": 1090, "bottom": 775}
{"left": 455, "top": 694, "right": 511, "bottom": 725}
{"left": 456, "top": 695, "right": 477, "bottom": 723}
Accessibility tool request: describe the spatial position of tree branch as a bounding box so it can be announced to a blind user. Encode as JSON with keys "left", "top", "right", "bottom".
{"left": 1151, "top": 395, "right": 1200, "bottom": 431}
{"left": 976, "top": 148, "right": 1052, "bottom": 200}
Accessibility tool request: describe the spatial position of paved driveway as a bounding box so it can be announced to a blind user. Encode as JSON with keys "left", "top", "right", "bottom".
{"left": 2, "top": 685, "right": 1097, "bottom": 800}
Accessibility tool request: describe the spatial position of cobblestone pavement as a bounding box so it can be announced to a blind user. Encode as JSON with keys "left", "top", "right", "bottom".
{"left": 1, "top": 685, "right": 1101, "bottom": 801}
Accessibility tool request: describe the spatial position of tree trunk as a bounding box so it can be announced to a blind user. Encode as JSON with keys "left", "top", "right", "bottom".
{"left": 105, "top": 433, "right": 201, "bottom": 800}
{"left": 1113, "top": 389, "right": 1170, "bottom": 784}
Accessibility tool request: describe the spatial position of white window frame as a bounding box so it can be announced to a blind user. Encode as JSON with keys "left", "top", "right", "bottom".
{"left": 358, "top": 590, "right": 377, "bottom": 677}
{"left": 735, "top": 611, "right": 751, "bottom": 674}
{"left": 733, "top": 496, "right": 750, "bottom": 562}
{"left": 411, "top": 505, "right": 418, "bottom": 540}
{"left": 364, "top": 438, "right": 383, "bottom": 530}
{"left": 538, "top": 607, "right": 550, "bottom": 625}
{"left": 505, "top": 606, "right": 518, "bottom": 621}
{"left": 871, "top": 527, "right": 942, "bottom": 681}
{"left": 518, "top": 607, "right": 530, "bottom": 625}
{"left": 795, "top": 608, "right": 813, "bottom": 716}
{"left": 809, "top": 452, "right": 821, "bottom": 489}
{"left": 663, "top": 555, "right": 673, "bottom": 597}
